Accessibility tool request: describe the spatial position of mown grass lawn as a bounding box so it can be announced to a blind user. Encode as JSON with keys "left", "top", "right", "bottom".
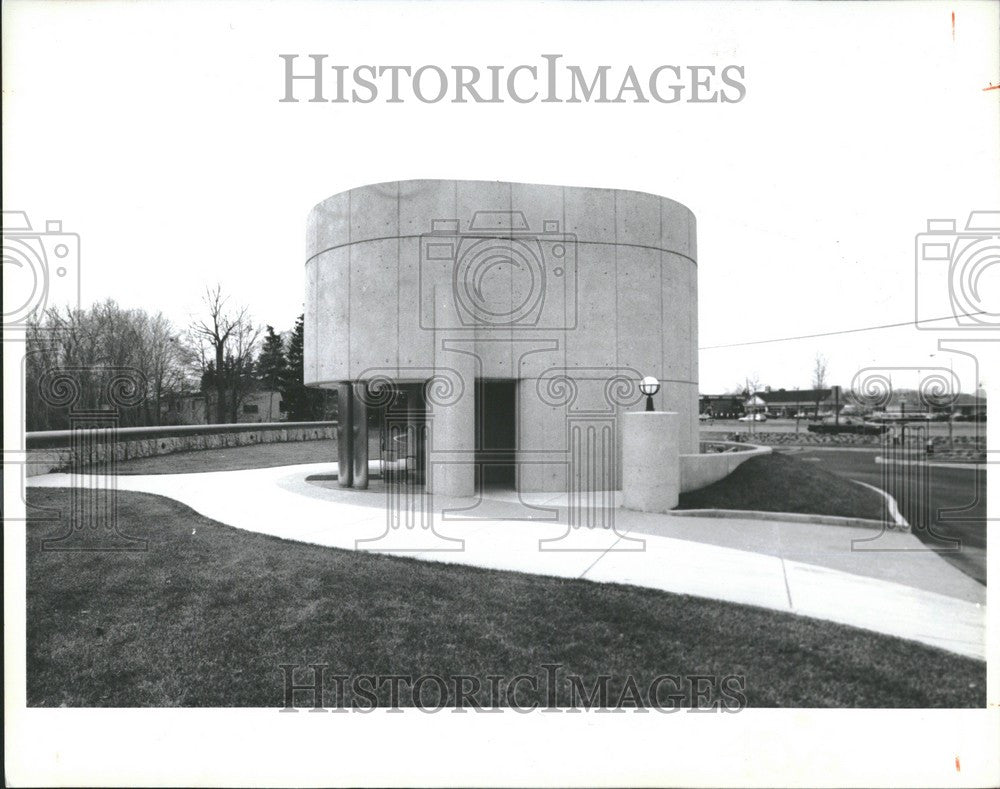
{"left": 678, "top": 452, "right": 885, "bottom": 520}
{"left": 27, "top": 488, "right": 984, "bottom": 708}
{"left": 102, "top": 438, "right": 339, "bottom": 475}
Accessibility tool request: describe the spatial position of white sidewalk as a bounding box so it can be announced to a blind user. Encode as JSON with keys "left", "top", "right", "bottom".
{"left": 27, "top": 462, "right": 987, "bottom": 660}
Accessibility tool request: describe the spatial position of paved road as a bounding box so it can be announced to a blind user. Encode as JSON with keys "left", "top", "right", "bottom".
{"left": 792, "top": 447, "right": 987, "bottom": 585}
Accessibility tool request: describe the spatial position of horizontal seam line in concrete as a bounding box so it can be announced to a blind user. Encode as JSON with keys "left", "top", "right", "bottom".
{"left": 305, "top": 236, "right": 697, "bottom": 267}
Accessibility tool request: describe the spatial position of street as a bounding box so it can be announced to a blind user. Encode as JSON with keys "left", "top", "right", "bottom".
{"left": 791, "top": 446, "right": 987, "bottom": 585}
{"left": 700, "top": 417, "right": 985, "bottom": 439}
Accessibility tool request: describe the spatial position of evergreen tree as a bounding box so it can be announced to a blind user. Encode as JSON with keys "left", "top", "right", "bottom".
{"left": 280, "top": 314, "right": 324, "bottom": 421}
{"left": 257, "top": 325, "right": 287, "bottom": 419}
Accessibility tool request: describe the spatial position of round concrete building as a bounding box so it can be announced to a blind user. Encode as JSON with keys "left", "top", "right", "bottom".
{"left": 304, "top": 179, "right": 697, "bottom": 498}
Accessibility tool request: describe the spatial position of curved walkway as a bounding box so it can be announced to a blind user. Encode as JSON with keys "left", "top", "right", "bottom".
{"left": 27, "top": 462, "right": 986, "bottom": 660}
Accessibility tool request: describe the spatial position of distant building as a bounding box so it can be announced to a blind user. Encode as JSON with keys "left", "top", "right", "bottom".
{"left": 161, "top": 390, "right": 286, "bottom": 425}
{"left": 757, "top": 388, "right": 839, "bottom": 417}
{"left": 698, "top": 395, "right": 746, "bottom": 418}
{"left": 700, "top": 388, "right": 855, "bottom": 419}
{"left": 953, "top": 393, "right": 987, "bottom": 420}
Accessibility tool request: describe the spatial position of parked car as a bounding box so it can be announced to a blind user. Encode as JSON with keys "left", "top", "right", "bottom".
{"left": 698, "top": 413, "right": 713, "bottom": 421}
{"left": 807, "top": 416, "right": 887, "bottom": 435}
{"left": 737, "top": 413, "right": 767, "bottom": 422}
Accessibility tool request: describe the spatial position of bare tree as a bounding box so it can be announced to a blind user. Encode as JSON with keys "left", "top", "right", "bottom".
{"left": 728, "top": 374, "right": 759, "bottom": 397}
{"left": 189, "top": 285, "right": 261, "bottom": 423}
{"left": 142, "top": 313, "right": 187, "bottom": 424}
{"left": 25, "top": 300, "right": 188, "bottom": 430}
{"left": 811, "top": 353, "right": 828, "bottom": 417}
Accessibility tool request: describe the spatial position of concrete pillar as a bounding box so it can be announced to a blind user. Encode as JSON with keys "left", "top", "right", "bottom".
{"left": 336, "top": 382, "right": 353, "bottom": 488}
{"left": 352, "top": 381, "right": 369, "bottom": 489}
{"left": 622, "top": 411, "right": 680, "bottom": 513}
{"left": 428, "top": 285, "right": 475, "bottom": 497}
{"left": 428, "top": 351, "right": 475, "bottom": 497}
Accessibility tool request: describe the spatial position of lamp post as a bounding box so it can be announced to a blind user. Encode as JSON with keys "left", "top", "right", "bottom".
{"left": 640, "top": 376, "right": 660, "bottom": 412}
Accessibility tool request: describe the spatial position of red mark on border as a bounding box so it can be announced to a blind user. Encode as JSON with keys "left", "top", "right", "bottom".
{"left": 951, "top": 11, "right": 955, "bottom": 42}
{"left": 955, "top": 755, "right": 961, "bottom": 772}
{"left": 984, "top": 83, "right": 1000, "bottom": 92}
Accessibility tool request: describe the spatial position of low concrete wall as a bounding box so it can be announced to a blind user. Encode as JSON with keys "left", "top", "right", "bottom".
{"left": 679, "top": 441, "right": 771, "bottom": 493}
{"left": 25, "top": 422, "right": 337, "bottom": 476}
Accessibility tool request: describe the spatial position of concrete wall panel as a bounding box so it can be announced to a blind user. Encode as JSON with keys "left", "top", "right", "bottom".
{"left": 564, "top": 186, "right": 615, "bottom": 244}
{"left": 349, "top": 238, "right": 399, "bottom": 376}
{"left": 350, "top": 181, "right": 399, "bottom": 244}
{"left": 314, "top": 246, "right": 350, "bottom": 383}
{"left": 457, "top": 180, "right": 511, "bottom": 234}
{"left": 397, "top": 237, "right": 435, "bottom": 370}
{"left": 516, "top": 377, "right": 569, "bottom": 492}
{"left": 563, "top": 242, "right": 617, "bottom": 370}
{"left": 399, "top": 179, "right": 457, "bottom": 237}
{"left": 661, "top": 198, "right": 697, "bottom": 261}
{"left": 308, "top": 190, "right": 350, "bottom": 259}
{"left": 304, "top": 258, "right": 319, "bottom": 384}
{"left": 616, "top": 189, "right": 662, "bottom": 249}
{"left": 511, "top": 182, "right": 565, "bottom": 235}
{"left": 615, "top": 245, "right": 662, "bottom": 380}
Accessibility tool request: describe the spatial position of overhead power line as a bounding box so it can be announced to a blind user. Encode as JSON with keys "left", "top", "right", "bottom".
{"left": 699, "top": 312, "right": 989, "bottom": 350}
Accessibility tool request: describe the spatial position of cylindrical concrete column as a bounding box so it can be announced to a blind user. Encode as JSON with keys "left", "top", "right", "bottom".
{"left": 428, "top": 355, "right": 476, "bottom": 497}
{"left": 622, "top": 411, "right": 680, "bottom": 513}
{"left": 336, "top": 382, "right": 354, "bottom": 488}
{"left": 352, "top": 381, "right": 369, "bottom": 489}
{"left": 427, "top": 285, "right": 475, "bottom": 497}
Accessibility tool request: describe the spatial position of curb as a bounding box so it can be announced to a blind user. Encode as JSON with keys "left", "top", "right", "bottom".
{"left": 852, "top": 480, "right": 909, "bottom": 529}
{"left": 873, "top": 456, "right": 985, "bottom": 471}
{"left": 672, "top": 479, "right": 910, "bottom": 532}
{"left": 669, "top": 508, "right": 892, "bottom": 530}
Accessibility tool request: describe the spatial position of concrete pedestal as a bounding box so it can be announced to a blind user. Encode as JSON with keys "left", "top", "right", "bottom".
{"left": 622, "top": 411, "right": 680, "bottom": 513}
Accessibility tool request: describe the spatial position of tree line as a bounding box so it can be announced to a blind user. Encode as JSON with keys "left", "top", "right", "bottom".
{"left": 25, "top": 285, "right": 329, "bottom": 431}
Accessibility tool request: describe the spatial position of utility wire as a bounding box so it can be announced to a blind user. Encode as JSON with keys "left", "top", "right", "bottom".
{"left": 699, "top": 311, "right": 989, "bottom": 350}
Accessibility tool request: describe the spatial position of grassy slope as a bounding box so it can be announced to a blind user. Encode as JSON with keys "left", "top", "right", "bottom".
{"left": 678, "top": 453, "right": 885, "bottom": 520}
{"left": 27, "top": 488, "right": 983, "bottom": 708}
{"left": 101, "top": 438, "right": 339, "bottom": 475}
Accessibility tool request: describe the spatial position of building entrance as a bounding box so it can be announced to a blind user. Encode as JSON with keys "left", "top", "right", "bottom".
{"left": 475, "top": 379, "right": 517, "bottom": 489}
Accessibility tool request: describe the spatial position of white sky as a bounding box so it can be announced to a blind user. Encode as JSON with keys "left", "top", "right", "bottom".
{"left": 3, "top": 0, "right": 999, "bottom": 394}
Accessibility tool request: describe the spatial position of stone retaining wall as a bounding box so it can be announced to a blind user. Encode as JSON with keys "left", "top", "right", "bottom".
{"left": 26, "top": 423, "right": 337, "bottom": 477}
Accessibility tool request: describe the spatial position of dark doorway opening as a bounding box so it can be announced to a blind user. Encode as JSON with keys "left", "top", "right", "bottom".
{"left": 373, "top": 382, "right": 427, "bottom": 485}
{"left": 475, "top": 379, "right": 517, "bottom": 488}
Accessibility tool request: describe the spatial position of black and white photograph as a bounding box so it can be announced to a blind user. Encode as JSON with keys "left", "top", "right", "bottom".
{"left": 3, "top": 1, "right": 998, "bottom": 786}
